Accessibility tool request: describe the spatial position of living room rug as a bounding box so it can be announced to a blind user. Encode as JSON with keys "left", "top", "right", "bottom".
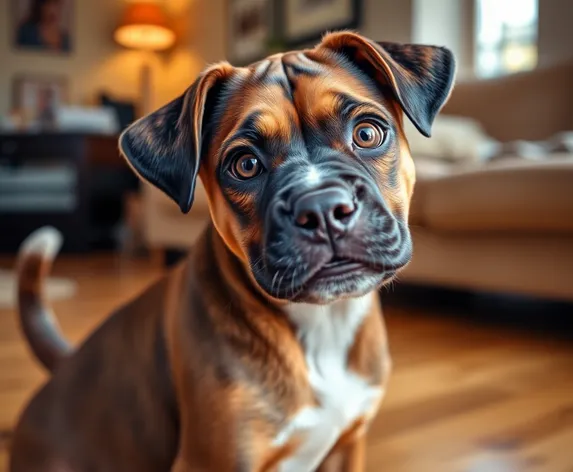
{"left": 0, "top": 269, "right": 77, "bottom": 309}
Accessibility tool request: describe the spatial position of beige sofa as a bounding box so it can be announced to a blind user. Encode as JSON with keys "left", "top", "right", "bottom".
{"left": 141, "top": 61, "right": 573, "bottom": 302}
{"left": 402, "top": 60, "right": 573, "bottom": 302}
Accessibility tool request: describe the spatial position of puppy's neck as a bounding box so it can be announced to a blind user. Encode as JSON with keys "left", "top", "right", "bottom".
{"left": 191, "top": 224, "right": 283, "bottom": 315}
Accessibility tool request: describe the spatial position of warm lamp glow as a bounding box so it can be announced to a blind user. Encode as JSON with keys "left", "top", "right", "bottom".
{"left": 114, "top": 2, "right": 175, "bottom": 51}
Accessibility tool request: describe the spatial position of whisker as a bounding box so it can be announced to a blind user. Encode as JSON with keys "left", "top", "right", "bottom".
{"left": 291, "top": 267, "right": 297, "bottom": 299}
{"left": 251, "top": 255, "right": 264, "bottom": 269}
{"left": 277, "top": 261, "right": 293, "bottom": 298}
{"left": 271, "top": 270, "right": 280, "bottom": 296}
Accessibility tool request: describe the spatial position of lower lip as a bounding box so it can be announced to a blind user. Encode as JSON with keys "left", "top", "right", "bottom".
{"left": 312, "top": 261, "right": 366, "bottom": 279}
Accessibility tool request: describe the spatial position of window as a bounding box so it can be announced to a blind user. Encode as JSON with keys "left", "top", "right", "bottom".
{"left": 475, "top": 0, "right": 538, "bottom": 78}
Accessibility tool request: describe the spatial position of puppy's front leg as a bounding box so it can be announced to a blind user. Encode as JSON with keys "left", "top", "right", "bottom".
{"left": 316, "top": 434, "right": 366, "bottom": 472}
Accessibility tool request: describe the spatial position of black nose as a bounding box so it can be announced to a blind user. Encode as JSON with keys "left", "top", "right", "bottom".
{"left": 293, "top": 187, "right": 358, "bottom": 239}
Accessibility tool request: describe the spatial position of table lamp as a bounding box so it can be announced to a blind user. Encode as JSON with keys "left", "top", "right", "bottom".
{"left": 113, "top": 1, "right": 176, "bottom": 116}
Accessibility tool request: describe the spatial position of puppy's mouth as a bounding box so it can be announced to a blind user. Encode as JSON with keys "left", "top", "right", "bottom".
{"left": 255, "top": 253, "right": 399, "bottom": 303}
{"left": 311, "top": 257, "right": 366, "bottom": 280}
{"left": 294, "top": 256, "right": 393, "bottom": 302}
{"left": 256, "top": 217, "right": 412, "bottom": 302}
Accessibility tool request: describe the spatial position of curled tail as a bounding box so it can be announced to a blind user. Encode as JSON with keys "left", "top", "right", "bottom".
{"left": 16, "top": 226, "right": 72, "bottom": 373}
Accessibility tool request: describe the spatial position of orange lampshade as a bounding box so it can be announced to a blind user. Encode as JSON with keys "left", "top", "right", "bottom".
{"left": 114, "top": 2, "right": 175, "bottom": 51}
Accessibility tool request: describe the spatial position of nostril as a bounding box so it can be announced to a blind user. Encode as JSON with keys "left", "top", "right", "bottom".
{"left": 296, "top": 211, "right": 320, "bottom": 230}
{"left": 333, "top": 203, "right": 355, "bottom": 222}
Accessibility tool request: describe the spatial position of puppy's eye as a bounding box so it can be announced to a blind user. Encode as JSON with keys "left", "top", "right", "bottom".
{"left": 231, "top": 154, "right": 263, "bottom": 180}
{"left": 353, "top": 122, "right": 385, "bottom": 149}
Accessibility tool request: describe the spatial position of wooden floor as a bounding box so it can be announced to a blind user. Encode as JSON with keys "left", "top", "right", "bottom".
{"left": 1, "top": 255, "right": 572, "bottom": 471}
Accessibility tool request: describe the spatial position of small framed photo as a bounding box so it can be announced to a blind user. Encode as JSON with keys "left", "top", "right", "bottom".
{"left": 12, "top": 74, "right": 68, "bottom": 128}
{"left": 279, "top": 0, "right": 362, "bottom": 47}
{"left": 11, "top": 0, "right": 74, "bottom": 54}
{"left": 226, "top": 0, "right": 273, "bottom": 65}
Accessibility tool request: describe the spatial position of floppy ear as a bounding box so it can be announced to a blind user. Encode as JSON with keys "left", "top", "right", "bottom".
{"left": 119, "top": 63, "right": 233, "bottom": 213}
{"left": 318, "top": 31, "right": 456, "bottom": 137}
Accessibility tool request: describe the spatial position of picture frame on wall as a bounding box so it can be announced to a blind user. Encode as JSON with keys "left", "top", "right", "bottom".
{"left": 279, "top": 0, "right": 361, "bottom": 47}
{"left": 11, "top": 0, "right": 74, "bottom": 54}
{"left": 226, "top": 0, "right": 273, "bottom": 66}
{"left": 12, "top": 74, "right": 68, "bottom": 130}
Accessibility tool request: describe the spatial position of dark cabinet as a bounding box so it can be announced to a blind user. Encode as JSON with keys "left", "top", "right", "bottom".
{"left": 0, "top": 133, "right": 127, "bottom": 253}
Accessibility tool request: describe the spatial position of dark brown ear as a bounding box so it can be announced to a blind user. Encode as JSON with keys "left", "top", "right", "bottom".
{"left": 119, "top": 63, "right": 233, "bottom": 213}
{"left": 318, "top": 31, "right": 456, "bottom": 137}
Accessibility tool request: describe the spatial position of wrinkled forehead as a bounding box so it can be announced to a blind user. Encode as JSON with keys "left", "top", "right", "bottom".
{"left": 209, "top": 49, "right": 398, "bottom": 160}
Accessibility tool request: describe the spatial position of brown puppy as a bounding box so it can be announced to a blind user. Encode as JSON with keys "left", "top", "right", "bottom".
{"left": 10, "top": 31, "right": 455, "bottom": 472}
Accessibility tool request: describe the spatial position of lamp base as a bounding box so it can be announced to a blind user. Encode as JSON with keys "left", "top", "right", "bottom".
{"left": 139, "top": 60, "right": 153, "bottom": 117}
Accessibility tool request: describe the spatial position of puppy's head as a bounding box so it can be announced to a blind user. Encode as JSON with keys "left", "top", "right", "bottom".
{"left": 120, "top": 31, "right": 455, "bottom": 304}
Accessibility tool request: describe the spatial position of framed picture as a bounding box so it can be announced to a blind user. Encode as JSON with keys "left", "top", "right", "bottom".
{"left": 226, "top": 0, "right": 273, "bottom": 65}
{"left": 12, "top": 74, "right": 68, "bottom": 128}
{"left": 279, "top": 0, "right": 361, "bottom": 47}
{"left": 11, "top": 0, "right": 74, "bottom": 54}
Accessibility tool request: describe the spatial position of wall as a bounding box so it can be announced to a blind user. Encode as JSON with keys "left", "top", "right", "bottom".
{"left": 360, "top": 0, "right": 413, "bottom": 44}
{"left": 412, "top": 0, "right": 573, "bottom": 80}
{"left": 538, "top": 0, "right": 573, "bottom": 67}
{"left": 0, "top": 0, "right": 435, "bottom": 120}
{"left": 3, "top": 0, "right": 571, "bottom": 121}
{"left": 0, "top": 0, "right": 208, "bottom": 118}
{"left": 412, "top": 0, "right": 474, "bottom": 79}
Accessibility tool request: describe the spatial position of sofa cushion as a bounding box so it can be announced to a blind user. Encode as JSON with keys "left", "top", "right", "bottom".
{"left": 403, "top": 115, "right": 495, "bottom": 164}
{"left": 411, "top": 155, "right": 573, "bottom": 233}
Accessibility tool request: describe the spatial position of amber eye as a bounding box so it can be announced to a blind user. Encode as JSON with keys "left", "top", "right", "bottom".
{"left": 352, "top": 122, "right": 385, "bottom": 149}
{"left": 232, "top": 154, "right": 263, "bottom": 180}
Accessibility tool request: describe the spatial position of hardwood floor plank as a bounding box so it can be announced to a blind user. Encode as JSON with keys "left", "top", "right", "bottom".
{"left": 384, "top": 350, "right": 573, "bottom": 410}
{"left": 367, "top": 381, "right": 573, "bottom": 470}
{"left": 523, "top": 428, "right": 573, "bottom": 472}
{"left": 370, "top": 385, "right": 512, "bottom": 440}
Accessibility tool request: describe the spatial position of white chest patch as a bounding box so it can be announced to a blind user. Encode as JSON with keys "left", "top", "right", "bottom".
{"left": 275, "top": 294, "right": 383, "bottom": 472}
